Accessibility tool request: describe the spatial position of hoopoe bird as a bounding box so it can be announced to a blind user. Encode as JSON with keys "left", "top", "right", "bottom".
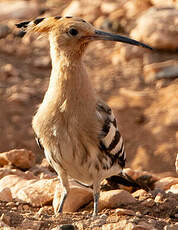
{"left": 16, "top": 16, "right": 152, "bottom": 216}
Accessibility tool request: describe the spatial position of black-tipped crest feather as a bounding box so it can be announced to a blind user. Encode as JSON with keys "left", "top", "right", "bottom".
{"left": 16, "top": 21, "right": 30, "bottom": 29}
{"left": 34, "top": 17, "right": 45, "bottom": 25}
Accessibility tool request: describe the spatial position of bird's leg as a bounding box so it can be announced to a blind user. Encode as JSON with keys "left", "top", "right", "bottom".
{"left": 93, "top": 181, "right": 100, "bottom": 217}
{"left": 55, "top": 170, "right": 70, "bottom": 214}
{"left": 58, "top": 189, "right": 68, "bottom": 213}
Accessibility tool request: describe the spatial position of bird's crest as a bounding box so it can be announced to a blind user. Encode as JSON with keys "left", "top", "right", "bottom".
{"left": 16, "top": 16, "right": 73, "bottom": 37}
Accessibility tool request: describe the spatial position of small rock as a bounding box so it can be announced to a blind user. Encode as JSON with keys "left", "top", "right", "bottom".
{"left": 136, "top": 211, "right": 142, "bottom": 218}
{"left": 111, "top": 44, "right": 145, "bottom": 65}
{"left": 176, "top": 154, "right": 178, "bottom": 174}
{"left": 0, "top": 174, "right": 57, "bottom": 206}
{"left": 33, "top": 56, "right": 51, "bottom": 68}
{"left": 130, "top": 216, "right": 140, "bottom": 224}
{"left": 99, "top": 189, "right": 136, "bottom": 211}
{"left": 141, "top": 198, "right": 155, "bottom": 207}
{"left": 123, "top": 168, "right": 159, "bottom": 182}
{"left": 20, "top": 219, "right": 41, "bottom": 230}
{"left": 124, "top": 0, "right": 152, "bottom": 18}
{"left": 0, "top": 0, "right": 39, "bottom": 20}
{"left": 102, "top": 220, "right": 135, "bottom": 230}
{"left": 166, "top": 184, "right": 178, "bottom": 194}
{"left": 17, "top": 178, "right": 58, "bottom": 206}
{"left": 52, "top": 224, "right": 75, "bottom": 230}
{"left": 53, "top": 182, "right": 93, "bottom": 213}
{"left": 143, "top": 60, "right": 178, "bottom": 83}
{"left": 130, "top": 7, "right": 178, "bottom": 50}
{"left": 115, "top": 208, "right": 135, "bottom": 216}
{"left": 151, "top": 0, "right": 178, "bottom": 7}
{"left": 0, "top": 175, "right": 32, "bottom": 198}
{"left": 150, "top": 188, "right": 166, "bottom": 198}
{"left": 134, "top": 221, "right": 156, "bottom": 230}
{"left": 164, "top": 223, "right": 178, "bottom": 230}
{"left": 154, "top": 192, "right": 164, "bottom": 203}
{"left": 0, "top": 188, "right": 13, "bottom": 202}
{"left": 155, "top": 177, "right": 178, "bottom": 190}
{"left": 101, "top": 2, "right": 119, "bottom": 14}
{"left": 132, "top": 189, "right": 148, "bottom": 200}
{"left": 0, "top": 149, "right": 36, "bottom": 169}
{"left": 90, "top": 217, "right": 106, "bottom": 228}
{"left": 6, "top": 202, "right": 16, "bottom": 207}
{"left": 0, "top": 168, "right": 37, "bottom": 180}
{"left": 62, "top": 1, "right": 81, "bottom": 17}
{"left": 62, "top": 0, "right": 101, "bottom": 22}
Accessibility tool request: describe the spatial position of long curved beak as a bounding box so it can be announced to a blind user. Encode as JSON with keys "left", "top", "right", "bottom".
{"left": 94, "top": 30, "right": 153, "bottom": 50}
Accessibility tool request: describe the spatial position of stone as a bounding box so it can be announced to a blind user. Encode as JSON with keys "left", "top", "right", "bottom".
{"left": 0, "top": 188, "right": 13, "bottom": 202}
{"left": 155, "top": 177, "right": 178, "bottom": 190}
{"left": 124, "top": 0, "right": 152, "bottom": 18}
{"left": 0, "top": 0, "right": 39, "bottom": 20}
{"left": 62, "top": 1, "right": 81, "bottom": 17}
{"left": 130, "top": 7, "right": 178, "bottom": 51}
{"left": 53, "top": 182, "right": 93, "bottom": 213}
{"left": 33, "top": 56, "right": 51, "bottom": 68}
{"left": 132, "top": 189, "right": 148, "bottom": 200}
{"left": 99, "top": 189, "right": 136, "bottom": 211}
{"left": 154, "top": 192, "right": 164, "bottom": 203}
{"left": 133, "top": 221, "right": 157, "bottom": 230}
{"left": 151, "top": 0, "right": 178, "bottom": 7}
{"left": 0, "top": 168, "right": 37, "bottom": 180}
{"left": 115, "top": 208, "right": 135, "bottom": 216}
{"left": 90, "top": 217, "right": 107, "bottom": 228}
{"left": 164, "top": 223, "right": 178, "bottom": 230}
{"left": 111, "top": 44, "right": 145, "bottom": 65}
{"left": 108, "top": 89, "right": 148, "bottom": 111}
{"left": 100, "top": 2, "right": 120, "bottom": 14}
{"left": 141, "top": 198, "right": 155, "bottom": 207}
{"left": 143, "top": 60, "right": 178, "bottom": 83}
{"left": 62, "top": 0, "right": 101, "bottom": 22}
{"left": 17, "top": 178, "right": 58, "bottom": 206}
{"left": 0, "top": 149, "right": 36, "bottom": 169}
{"left": 0, "top": 174, "right": 57, "bottom": 206}
{"left": 1, "top": 64, "right": 19, "bottom": 79}
{"left": 123, "top": 168, "right": 159, "bottom": 182}
{"left": 102, "top": 220, "right": 136, "bottom": 230}
{"left": 144, "top": 84, "right": 178, "bottom": 136}
{"left": 0, "top": 175, "right": 36, "bottom": 199}
{"left": 166, "top": 184, "right": 178, "bottom": 194}
{"left": 176, "top": 154, "right": 178, "bottom": 174}
{"left": 51, "top": 225, "right": 75, "bottom": 230}
{"left": 20, "top": 219, "right": 41, "bottom": 230}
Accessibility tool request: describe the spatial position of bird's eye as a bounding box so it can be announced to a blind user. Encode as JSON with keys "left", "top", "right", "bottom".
{"left": 68, "top": 28, "right": 78, "bottom": 36}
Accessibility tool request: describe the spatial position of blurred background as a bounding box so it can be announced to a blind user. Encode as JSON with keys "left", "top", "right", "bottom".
{"left": 0, "top": 0, "right": 178, "bottom": 176}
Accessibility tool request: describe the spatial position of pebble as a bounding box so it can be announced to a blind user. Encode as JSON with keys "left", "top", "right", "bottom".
{"left": 141, "top": 198, "right": 155, "bottom": 207}
{"left": 154, "top": 192, "right": 164, "bottom": 203}
{"left": 59, "top": 224, "right": 75, "bottom": 230}
{"left": 115, "top": 208, "right": 136, "bottom": 216}
{"left": 136, "top": 211, "right": 142, "bottom": 218}
{"left": 164, "top": 223, "right": 178, "bottom": 230}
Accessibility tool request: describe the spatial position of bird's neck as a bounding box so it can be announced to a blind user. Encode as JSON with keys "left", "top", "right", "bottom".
{"left": 42, "top": 39, "right": 97, "bottom": 116}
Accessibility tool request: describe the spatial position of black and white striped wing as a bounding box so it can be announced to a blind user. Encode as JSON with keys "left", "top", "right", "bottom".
{"left": 96, "top": 100, "right": 126, "bottom": 169}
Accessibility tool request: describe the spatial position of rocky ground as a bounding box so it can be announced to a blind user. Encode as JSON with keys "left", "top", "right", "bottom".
{"left": 0, "top": 0, "right": 178, "bottom": 229}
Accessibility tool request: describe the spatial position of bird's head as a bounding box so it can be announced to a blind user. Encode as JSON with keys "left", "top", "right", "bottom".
{"left": 16, "top": 16, "right": 152, "bottom": 58}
